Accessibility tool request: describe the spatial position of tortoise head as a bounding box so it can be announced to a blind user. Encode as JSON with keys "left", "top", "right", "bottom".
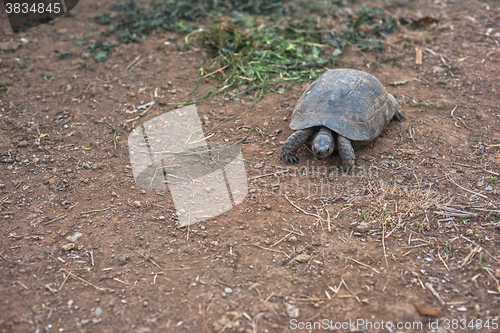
{"left": 311, "top": 127, "right": 334, "bottom": 160}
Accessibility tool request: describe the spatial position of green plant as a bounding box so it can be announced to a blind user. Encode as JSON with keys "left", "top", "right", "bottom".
{"left": 460, "top": 217, "right": 470, "bottom": 224}
{"left": 474, "top": 254, "right": 491, "bottom": 271}
{"left": 361, "top": 210, "right": 366, "bottom": 219}
{"left": 415, "top": 221, "right": 422, "bottom": 229}
{"left": 444, "top": 241, "right": 452, "bottom": 255}
{"left": 476, "top": 233, "right": 485, "bottom": 244}
{"left": 488, "top": 177, "right": 498, "bottom": 184}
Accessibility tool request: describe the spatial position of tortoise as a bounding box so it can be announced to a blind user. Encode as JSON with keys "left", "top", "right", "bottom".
{"left": 281, "top": 68, "right": 405, "bottom": 172}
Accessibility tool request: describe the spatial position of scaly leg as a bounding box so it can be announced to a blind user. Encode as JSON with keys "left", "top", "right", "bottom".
{"left": 281, "top": 128, "right": 314, "bottom": 164}
{"left": 338, "top": 135, "right": 355, "bottom": 173}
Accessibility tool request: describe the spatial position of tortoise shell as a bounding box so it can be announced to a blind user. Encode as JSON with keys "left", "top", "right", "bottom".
{"left": 289, "top": 69, "right": 399, "bottom": 142}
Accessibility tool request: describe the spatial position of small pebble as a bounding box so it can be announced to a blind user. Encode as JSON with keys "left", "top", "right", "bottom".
{"left": 288, "top": 236, "right": 298, "bottom": 243}
{"left": 61, "top": 243, "right": 75, "bottom": 251}
{"left": 495, "top": 269, "right": 500, "bottom": 279}
{"left": 286, "top": 304, "right": 299, "bottom": 318}
{"left": 466, "top": 229, "right": 474, "bottom": 236}
{"left": 95, "top": 307, "right": 102, "bottom": 316}
{"left": 224, "top": 287, "right": 233, "bottom": 294}
{"left": 158, "top": 216, "right": 166, "bottom": 220}
{"left": 134, "top": 201, "right": 141, "bottom": 208}
{"left": 457, "top": 306, "right": 467, "bottom": 312}
{"left": 118, "top": 254, "right": 130, "bottom": 266}
{"left": 295, "top": 254, "right": 311, "bottom": 263}
{"left": 356, "top": 221, "right": 371, "bottom": 233}
{"left": 66, "top": 232, "right": 83, "bottom": 242}
{"left": 18, "top": 140, "right": 28, "bottom": 147}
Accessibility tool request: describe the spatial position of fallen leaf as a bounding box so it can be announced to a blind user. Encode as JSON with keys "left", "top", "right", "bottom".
{"left": 414, "top": 301, "right": 439, "bottom": 317}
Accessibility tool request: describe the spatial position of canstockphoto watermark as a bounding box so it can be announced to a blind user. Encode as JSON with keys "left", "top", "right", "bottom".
{"left": 4, "top": 0, "right": 80, "bottom": 32}
{"left": 128, "top": 105, "right": 248, "bottom": 227}
{"left": 251, "top": 160, "right": 383, "bottom": 181}
{"left": 248, "top": 162, "right": 413, "bottom": 198}
{"left": 290, "top": 318, "right": 423, "bottom": 331}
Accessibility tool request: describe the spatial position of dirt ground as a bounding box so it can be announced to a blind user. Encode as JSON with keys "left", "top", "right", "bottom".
{"left": 1, "top": 0, "right": 500, "bottom": 332}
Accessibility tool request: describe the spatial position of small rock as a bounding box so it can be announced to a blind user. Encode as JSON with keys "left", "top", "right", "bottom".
{"left": 117, "top": 254, "right": 130, "bottom": 266}
{"left": 432, "top": 66, "right": 446, "bottom": 73}
{"left": 66, "top": 232, "right": 83, "bottom": 242}
{"left": 210, "top": 241, "right": 219, "bottom": 246}
{"left": 134, "top": 201, "right": 141, "bottom": 208}
{"left": 143, "top": 301, "right": 148, "bottom": 307}
{"left": 474, "top": 304, "right": 481, "bottom": 313}
{"left": 264, "top": 239, "right": 271, "bottom": 245}
{"left": 94, "top": 307, "right": 102, "bottom": 316}
{"left": 264, "top": 204, "right": 271, "bottom": 210}
{"left": 224, "top": 287, "right": 233, "bottom": 294}
{"left": 414, "top": 301, "right": 439, "bottom": 317}
{"left": 286, "top": 304, "right": 299, "bottom": 318}
{"left": 18, "top": 140, "right": 28, "bottom": 147}
{"left": 136, "top": 328, "right": 152, "bottom": 333}
{"left": 466, "top": 229, "right": 474, "bottom": 236}
{"left": 295, "top": 254, "right": 311, "bottom": 263}
{"left": 158, "top": 216, "right": 166, "bottom": 220}
{"left": 356, "top": 221, "right": 371, "bottom": 233}
{"left": 288, "top": 236, "right": 298, "bottom": 243}
{"left": 496, "top": 269, "right": 500, "bottom": 279}
{"left": 485, "top": 185, "right": 493, "bottom": 191}
{"left": 457, "top": 306, "right": 467, "bottom": 312}
{"left": 61, "top": 243, "right": 75, "bottom": 251}
{"left": 254, "top": 163, "right": 263, "bottom": 169}
{"left": 111, "top": 191, "right": 119, "bottom": 197}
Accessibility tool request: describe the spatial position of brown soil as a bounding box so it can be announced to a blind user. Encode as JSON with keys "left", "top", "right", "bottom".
{"left": 1, "top": 0, "right": 500, "bottom": 332}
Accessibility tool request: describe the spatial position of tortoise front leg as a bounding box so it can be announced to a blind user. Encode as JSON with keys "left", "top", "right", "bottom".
{"left": 338, "top": 135, "right": 355, "bottom": 173}
{"left": 281, "top": 128, "right": 314, "bottom": 164}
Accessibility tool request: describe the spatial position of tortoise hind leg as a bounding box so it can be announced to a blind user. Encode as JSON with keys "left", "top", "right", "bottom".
{"left": 338, "top": 135, "right": 355, "bottom": 173}
{"left": 281, "top": 128, "right": 314, "bottom": 164}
